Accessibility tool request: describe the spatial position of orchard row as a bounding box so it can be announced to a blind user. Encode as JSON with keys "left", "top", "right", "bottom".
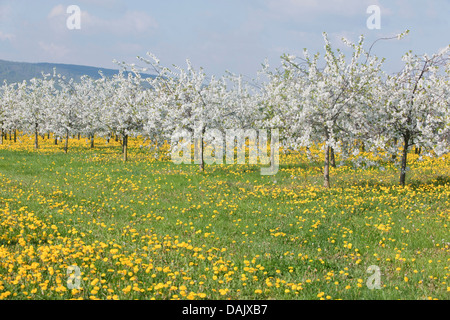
{"left": 1, "top": 31, "right": 449, "bottom": 187}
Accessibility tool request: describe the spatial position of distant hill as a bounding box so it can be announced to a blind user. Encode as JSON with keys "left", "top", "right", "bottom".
{"left": 0, "top": 59, "right": 156, "bottom": 84}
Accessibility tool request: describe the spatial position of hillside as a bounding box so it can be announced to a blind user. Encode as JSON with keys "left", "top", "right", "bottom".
{"left": 0, "top": 59, "right": 156, "bottom": 84}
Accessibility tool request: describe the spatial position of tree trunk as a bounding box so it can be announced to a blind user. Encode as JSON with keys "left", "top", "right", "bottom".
{"left": 415, "top": 146, "right": 421, "bottom": 156}
{"left": 198, "top": 134, "right": 204, "bottom": 171}
{"left": 392, "top": 138, "right": 398, "bottom": 161}
{"left": 399, "top": 134, "right": 410, "bottom": 187}
{"left": 9, "top": 130, "right": 12, "bottom": 140}
{"left": 0, "top": 122, "right": 3, "bottom": 145}
{"left": 305, "top": 146, "right": 311, "bottom": 159}
{"left": 13, "top": 129, "right": 16, "bottom": 143}
{"left": 361, "top": 141, "right": 365, "bottom": 153}
{"left": 78, "top": 133, "right": 80, "bottom": 140}
{"left": 64, "top": 129, "right": 69, "bottom": 153}
{"left": 330, "top": 147, "right": 336, "bottom": 168}
{"left": 123, "top": 134, "right": 128, "bottom": 162}
{"left": 323, "top": 146, "right": 330, "bottom": 188}
{"left": 54, "top": 137, "right": 58, "bottom": 145}
{"left": 48, "top": 133, "right": 50, "bottom": 139}
{"left": 90, "top": 135, "right": 94, "bottom": 148}
{"left": 34, "top": 123, "right": 39, "bottom": 149}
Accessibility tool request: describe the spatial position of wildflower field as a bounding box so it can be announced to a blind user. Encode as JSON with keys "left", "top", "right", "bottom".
{"left": 0, "top": 135, "right": 449, "bottom": 300}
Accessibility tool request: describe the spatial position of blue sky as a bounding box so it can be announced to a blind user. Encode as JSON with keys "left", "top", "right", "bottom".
{"left": 0, "top": 0, "right": 449, "bottom": 77}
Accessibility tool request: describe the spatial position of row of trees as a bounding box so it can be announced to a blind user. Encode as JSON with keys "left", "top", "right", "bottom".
{"left": 1, "top": 31, "right": 449, "bottom": 187}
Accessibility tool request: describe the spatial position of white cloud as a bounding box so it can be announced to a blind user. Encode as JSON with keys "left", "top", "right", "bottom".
{"left": 77, "top": 0, "right": 124, "bottom": 10}
{"left": 122, "top": 11, "right": 158, "bottom": 33}
{"left": 48, "top": 4, "right": 66, "bottom": 18}
{"left": 47, "top": 5, "right": 157, "bottom": 35}
{"left": 38, "top": 41, "right": 69, "bottom": 59}
{"left": 394, "top": 0, "right": 416, "bottom": 18}
{"left": 81, "top": 10, "right": 158, "bottom": 35}
{"left": 0, "top": 31, "right": 15, "bottom": 41}
{"left": 265, "top": 0, "right": 392, "bottom": 19}
{"left": 0, "top": 4, "right": 12, "bottom": 20}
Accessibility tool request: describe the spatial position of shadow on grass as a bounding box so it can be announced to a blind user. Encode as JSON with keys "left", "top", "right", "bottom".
{"left": 344, "top": 178, "right": 394, "bottom": 189}
{"left": 409, "top": 175, "right": 450, "bottom": 188}
{"left": 0, "top": 237, "right": 49, "bottom": 247}
{"left": 0, "top": 239, "right": 18, "bottom": 246}
{"left": 346, "top": 173, "right": 449, "bottom": 190}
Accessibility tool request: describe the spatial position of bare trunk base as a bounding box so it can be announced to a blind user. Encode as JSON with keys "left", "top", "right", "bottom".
{"left": 64, "top": 130, "right": 69, "bottom": 153}
{"left": 399, "top": 135, "right": 409, "bottom": 187}
{"left": 324, "top": 146, "right": 330, "bottom": 188}
{"left": 123, "top": 135, "right": 128, "bottom": 162}
{"left": 330, "top": 147, "right": 336, "bottom": 168}
{"left": 34, "top": 126, "right": 39, "bottom": 149}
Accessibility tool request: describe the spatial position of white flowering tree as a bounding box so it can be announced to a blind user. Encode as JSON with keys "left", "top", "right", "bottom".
{"left": 0, "top": 82, "right": 15, "bottom": 144}
{"left": 258, "top": 56, "right": 306, "bottom": 162}
{"left": 76, "top": 75, "right": 110, "bottom": 148}
{"left": 368, "top": 47, "right": 450, "bottom": 186}
{"left": 16, "top": 75, "right": 55, "bottom": 149}
{"left": 221, "top": 73, "right": 260, "bottom": 130}
{"left": 104, "top": 68, "right": 147, "bottom": 161}
{"left": 139, "top": 53, "right": 228, "bottom": 170}
{"left": 47, "top": 74, "right": 85, "bottom": 153}
{"left": 1, "top": 82, "right": 28, "bottom": 144}
{"left": 0, "top": 31, "right": 447, "bottom": 188}
{"left": 263, "top": 33, "right": 384, "bottom": 188}
{"left": 0, "top": 82, "right": 5, "bottom": 144}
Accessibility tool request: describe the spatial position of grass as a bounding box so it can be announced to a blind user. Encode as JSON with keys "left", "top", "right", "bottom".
{"left": 0, "top": 135, "right": 448, "bottom": 300}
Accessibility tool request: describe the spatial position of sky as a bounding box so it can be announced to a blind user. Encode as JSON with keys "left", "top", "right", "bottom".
{"left": 0, "top": 0, "right": 449, "bottom": 77}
